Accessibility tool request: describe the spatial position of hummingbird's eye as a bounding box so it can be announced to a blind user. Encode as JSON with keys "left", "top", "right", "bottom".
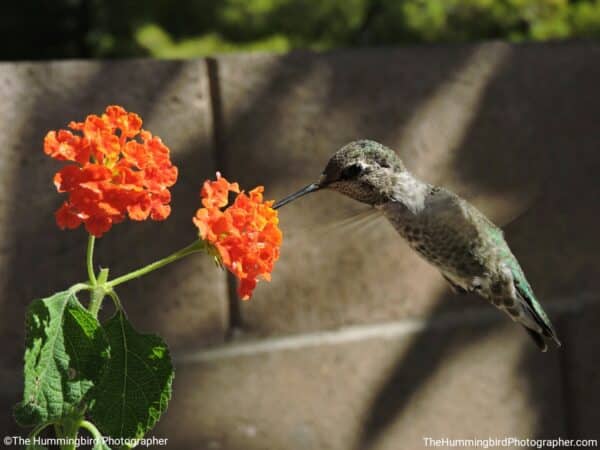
{"left": 340, "top": 163, "right": 362, "bottom": 180}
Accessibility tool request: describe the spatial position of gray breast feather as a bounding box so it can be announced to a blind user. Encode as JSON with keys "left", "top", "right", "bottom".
{"left": 388, "top": 187, "right": 497, "bottom": 277}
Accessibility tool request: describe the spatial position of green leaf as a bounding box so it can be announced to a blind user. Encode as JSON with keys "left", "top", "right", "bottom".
{"left": 90, "top": 311, "right": 173, "bottom": 442}
{"left": 14, "top": 290, "right": 108, "bottom": 427}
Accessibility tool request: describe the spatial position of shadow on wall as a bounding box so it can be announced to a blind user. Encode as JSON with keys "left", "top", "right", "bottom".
{"left": 221, "top": 45, "right": 491, "bottom": 337}
{"left": 170, "top": 44, "right": 598, "bottom": 447}
{"left": 2, "top": 42, "right": 599, "bottom": 446}
{"left": 356, "top": 43, "right": 600, "bottom": 448}
{"left": 151, "top": 47, "right": 480, "bottom": 448}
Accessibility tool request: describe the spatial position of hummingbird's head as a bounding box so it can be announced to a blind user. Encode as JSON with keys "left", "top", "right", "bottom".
{"left": 274, "top": 140, "right": 405, "bottom": 209}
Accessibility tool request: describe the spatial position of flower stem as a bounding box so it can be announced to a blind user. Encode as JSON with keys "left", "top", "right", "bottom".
{"left": 69, "top": 283, "right": 93, "bottom": 295}
{"left": 108, "top": 290, "right": 123, "bottom": 311}
{"left": 55, "top": 419, "right": 79, "bottom": 450}
{"left": 88, "top": 268, "right": 109, "bottom": 318}
{"left": 29, "top": 421, "right": 55, "bottom": 441}
{"left": 80, "top": 420, "right": 104, "bottom": 443}
{"left": 88, "top": 288, "right": 105, "bottom": 318}
{"left": 87, "top": 235, "right": 97, "bottom": 286}
{"left": 107, "top": 240, "right": 205, "bottom": 289}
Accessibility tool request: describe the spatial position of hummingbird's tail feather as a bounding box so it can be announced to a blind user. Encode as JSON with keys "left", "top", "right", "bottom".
{"left": 494, "top": 289, "right": 560, "bottom": 351}
{"left": 502, "top": 297, "right": 561, "bottom": 352}
{"left": 510, "top": 293, "right": 561, "bottom": 351}
{"left": 514, "top": 285, "right": 562, "bottom": 350}
{"left": 512, "top": 302, "right": 559, "bottom": 352}
{"left": 523, "top": 327, "right": 549, "bottom": 352}
{"left": 503, "top": 298, "right": 552, "bottom": 351}
{"left": 506, "top": 265, "right": 561, "bottom": 351}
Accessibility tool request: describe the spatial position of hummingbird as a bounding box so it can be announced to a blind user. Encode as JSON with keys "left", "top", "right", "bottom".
{"left": 274, "top": 140, "right": 560, "bottom": 351}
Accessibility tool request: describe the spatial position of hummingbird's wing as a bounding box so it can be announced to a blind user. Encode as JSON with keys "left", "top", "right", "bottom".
{"left": 464, "top": 200, "right": 561, "bottom": 351}
{"left": 427, "top": 188, "right": 560, "bottom": 351}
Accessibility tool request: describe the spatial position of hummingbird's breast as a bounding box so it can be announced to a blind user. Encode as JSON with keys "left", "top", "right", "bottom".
{"left": 381, "top": 197, "right": 489, "bottom": 279}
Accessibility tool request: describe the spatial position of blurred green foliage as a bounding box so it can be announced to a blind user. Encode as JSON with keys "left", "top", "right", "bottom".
{"left": 2, "top": 0, "right": 600, "bottom": 60}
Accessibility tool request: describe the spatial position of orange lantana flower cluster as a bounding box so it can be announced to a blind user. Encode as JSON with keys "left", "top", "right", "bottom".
{"left": 44, "top": 105, "right": 178, "bottom": 237}
{"left": 193, "top": 173, "right": 282, "bottom": 300}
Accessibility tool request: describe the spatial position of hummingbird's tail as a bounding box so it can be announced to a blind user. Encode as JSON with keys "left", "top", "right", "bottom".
{"left": 522, "top": 325, "right": 559, "bottom": 352}
{"left": 515, "top": 289, "right": 561, "bottom": 352}
{"left": 506, "top": 265, "right": 561, "bottom": 352}
{"left": 523, "top": 327, "right": 547, "bottom": 351}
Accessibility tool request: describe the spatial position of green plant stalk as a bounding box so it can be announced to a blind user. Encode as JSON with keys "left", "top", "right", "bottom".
{"left": 69, "top": 283, "right": 93, "bottom": 294}
{"left": 55, "top": 409, "right": 86, "bottom": 450}
{"left": 86, "top": 235, "right": 97, "bottom": 286}
{"left": 54, "top": 424, "right": 63, "bottom": 447}
{"left": 54, "top": 421, "right": 77, "bottom": 450}
{"left": 88, "top": 268, "right": 109, "bottom": 318}
{"left": 107, "top": 289, "right": 123, "bottom": 311}
{"left": 88, "top": 287, "right": 105, "bottom": 318}
{"left": 80, "top": 420, "right": 104, "bottom": 445}
{"left": 107, "top": 240, "right": 205, "bottom": 289}
{"left": 28, "top": 420, "right": 55, "bottom": 442}
{"left": 64, "top": 419, "right": 81, "bottom": 450}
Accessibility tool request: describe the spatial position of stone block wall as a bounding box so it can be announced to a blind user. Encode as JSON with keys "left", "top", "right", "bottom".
{"left": 1, "top": 42, "right": 598, "bottom": 449}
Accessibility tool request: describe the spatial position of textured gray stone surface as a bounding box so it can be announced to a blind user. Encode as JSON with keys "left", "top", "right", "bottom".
{"left": 158, "top": 320, "right": 565, "bottom": 450}
{"left": 1, "top": 44, "right": 599, "bottom": 448}
{"left": 563, "top": 301, "right": 600, "bottom": 440}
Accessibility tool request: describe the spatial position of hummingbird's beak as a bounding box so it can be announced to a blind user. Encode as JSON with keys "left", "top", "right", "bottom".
{"left": 273, "top": 182, "right": 321, "bottom": 209}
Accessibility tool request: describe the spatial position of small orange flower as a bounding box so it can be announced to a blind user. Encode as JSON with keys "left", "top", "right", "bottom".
{"left": 193, "top": 173, "right": 282, "bottom": 300}
{"left": 44, "top": 105, "right": 178, "bottom": 237}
